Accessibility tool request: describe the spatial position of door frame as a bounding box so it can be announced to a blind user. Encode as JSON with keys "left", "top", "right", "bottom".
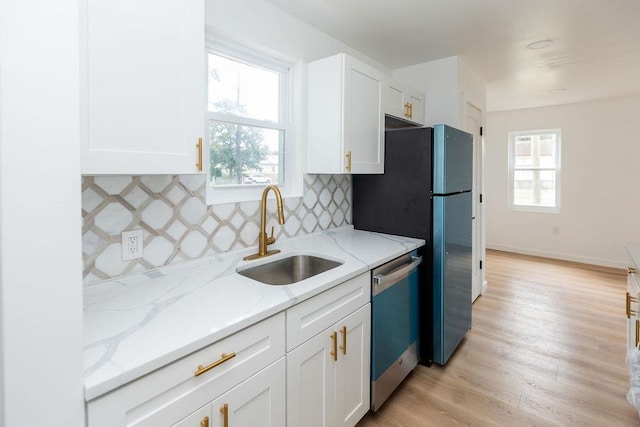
{"left": 462, "top": 99, "right": 487, "bottom": 301}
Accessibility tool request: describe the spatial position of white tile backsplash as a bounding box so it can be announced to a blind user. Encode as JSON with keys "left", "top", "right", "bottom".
{"left": 82, "top": 174, "right": 351, "bottom": 284}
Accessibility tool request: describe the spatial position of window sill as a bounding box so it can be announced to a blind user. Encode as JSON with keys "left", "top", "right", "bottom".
{"left": 205, "top": 178, "right": 303, "bottom": 205}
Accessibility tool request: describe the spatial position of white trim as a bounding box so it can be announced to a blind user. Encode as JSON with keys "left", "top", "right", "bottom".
{"left": 508, "top": 128, "right": 561, "bottom": 213}
{"left": 486, "top": 243, "right": 627, "bottom": 270}
{"left": 204, "top": 36, "right": 303, "bottom": 205}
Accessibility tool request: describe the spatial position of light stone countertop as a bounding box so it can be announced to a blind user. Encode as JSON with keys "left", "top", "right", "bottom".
{"left": 83, "top": 226, "right": 425, "bottom": 401}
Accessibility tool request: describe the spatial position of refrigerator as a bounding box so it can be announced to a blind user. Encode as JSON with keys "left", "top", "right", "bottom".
{"left": 352, "top": 124, "right": 473, "bottom": 365}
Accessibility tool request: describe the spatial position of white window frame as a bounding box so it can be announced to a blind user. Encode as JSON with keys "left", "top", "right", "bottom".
{"left": 204, "top": 36, "right": 303, "bottom": 205}
{"left": 508, "top": 129, "right": 561, "bottom": 213}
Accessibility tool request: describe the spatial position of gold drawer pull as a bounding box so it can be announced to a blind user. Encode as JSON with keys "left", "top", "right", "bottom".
{"left": 201, "top": 416, "right": 209, "bottom": 427}
{"left": 629, "top": 267, "right": 637, "bottom": 275}
{"left": 636, "top": 320, "right": 639, "bottom": 348}
{"left": 330, "top": 331, "right": 338, "bottom": 362}
{"left": 345, "top": 151, "right": 352, "bottom": 172}
{"left": 220, "top": 404, "right": 229, "bottom": 427}
{"left": 627, "top": 292, "right": 639, "bottom": 319}
{"left": 339, "top": 326, "right": 347, "bottom": 355}
{"left": 194, "top": 352, "right": 236, "bottom": 377}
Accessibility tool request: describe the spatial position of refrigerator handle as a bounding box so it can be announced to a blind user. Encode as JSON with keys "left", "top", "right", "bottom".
{"left": 373, "top": 256, "right": 422, "bottom": 287}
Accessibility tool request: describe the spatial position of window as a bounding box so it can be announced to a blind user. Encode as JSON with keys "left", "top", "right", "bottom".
{"left": 205, "top": 39, "right": 302, "bottom": 204}
{"left": 508, "top": 129, "right": 561, "bottom": 212}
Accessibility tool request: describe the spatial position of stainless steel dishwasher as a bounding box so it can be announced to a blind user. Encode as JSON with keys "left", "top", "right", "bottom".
{"left": 370, "top": 250, "right": 422, "bottom": 411}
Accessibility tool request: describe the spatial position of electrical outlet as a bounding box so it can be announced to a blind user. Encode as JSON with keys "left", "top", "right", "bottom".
{"left": 122, "top": 229, "right": 144, "bottom": 261}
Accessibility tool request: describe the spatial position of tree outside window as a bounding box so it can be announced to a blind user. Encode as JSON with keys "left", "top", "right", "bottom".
{"left": 207, "top": 49, "right": 287, "bottom": 187}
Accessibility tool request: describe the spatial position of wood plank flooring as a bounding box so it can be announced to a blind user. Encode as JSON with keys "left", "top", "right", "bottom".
{"left": 357, "top": 250, "right": 640, "bottom": 426}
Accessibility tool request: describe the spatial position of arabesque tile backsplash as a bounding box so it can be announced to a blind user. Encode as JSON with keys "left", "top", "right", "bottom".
{"left": 82, "top": 174, "right": 351, "bottom": 285}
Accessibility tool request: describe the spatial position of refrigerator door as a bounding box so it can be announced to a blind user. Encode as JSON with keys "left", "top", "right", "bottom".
{"left": 433, "top": 124, "right": 473, "bottom": 194}
{"left": 432, "top": 191, "right": 472, "bottom": 365}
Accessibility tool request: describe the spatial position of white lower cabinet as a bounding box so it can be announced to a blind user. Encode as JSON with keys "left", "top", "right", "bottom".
{"left": 287, "top": 305, "right": 371, "bottom": 427}
{"left": 335, "top": 306, "right": 371, "bottom": 427}
{"left": 210, "top": 358, "right": 285, "bottom": 427}
{"left": 286, "top": 273, "right": 371, "bottom": 427}
{"left": 86, "top": 272, "right": 373, "bottom": 427}
{"left": 171, "top": 404, "right": 211, "bottom": 427}
{"left": 86, "top": 313, "right": 285, "bottom": 427}
{"left": 171, "top": 358, "right": 285, "bottom": 427}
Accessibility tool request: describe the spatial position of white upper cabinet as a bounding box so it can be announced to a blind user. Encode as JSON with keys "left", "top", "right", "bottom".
{"left": 385, "top": 78, "right": 425, "bottom": 126}
{"left": 306, "top": 53, "right": 385, "bottom": 174}
{"left": 80, "top": 0, "right": 205, "bottom": 175}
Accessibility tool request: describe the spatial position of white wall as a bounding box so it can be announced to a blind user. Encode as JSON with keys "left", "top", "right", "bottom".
{"left": 486, "top": 96, "right": 640, "bottom": 268}
{"left": 458, "top": 57, "right": 487, "bottom": 125}
{"left": 0, "top": 0, "right": 84, "bottom": 426}
{"left": 206, "top": 0, "right": 391, "bottom": 73}
{"left": 393, "top": 56, "right": 459, "bottom": 126}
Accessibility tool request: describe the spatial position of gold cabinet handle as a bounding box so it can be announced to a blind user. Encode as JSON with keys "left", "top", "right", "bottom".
{"left": 220, "top": 404, "right": 228, "bottom": 427}
{"left": 194, "top": 352, "right": 236, "bottom": 377}
{"left": 629, "top": 267, "right": 637, "bottom": 275}
{"left": 196, "top": 137, "right": 203, "bottom": 171}
{"left": 339, "top": 326, "right": 347, "bottom": 355}
{"left": 345, "top": 151, "right": 352, "bottom": 172}
{"left": 636, "top": 320, "right": 639, "bottom": 348}
{"left": 404, "top": 102, "right": 411, "bottom": 118}
{"left": 627, "top": 292, "right": 639, "bottom": 319}
{"left": 330, "top": 331, "right": 338, "bottom": 362}
{"left": 201, "top": 416, "right": 209, "bottom": 427}
{"left": 408, "top": 102, "right": 413, "bottom": 119}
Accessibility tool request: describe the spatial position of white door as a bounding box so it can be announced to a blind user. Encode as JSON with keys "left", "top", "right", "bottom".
{"left": 286, "top": 328, "right": 336, "bottom": 427}
{"left": 171, "top": 404, "right": 211, "bottom": 427}
{"left": 334, "top": 304, "right": 371, "bottom": 427}
{"left": 465, "top": 103, "right": 485, "bottom": 302}
{"left": 343, "top": 56, "right": 385, "bottom": 174}
{"left": 80, "top": 0, "right": 205, "bottom": 175}
{"left": 211, "top": 358, "right": 286, "bottom": 427}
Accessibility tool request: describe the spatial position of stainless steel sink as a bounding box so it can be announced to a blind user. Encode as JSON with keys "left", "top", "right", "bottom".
{"left": 237, "top": 254, "right": 343, "bottom": 285}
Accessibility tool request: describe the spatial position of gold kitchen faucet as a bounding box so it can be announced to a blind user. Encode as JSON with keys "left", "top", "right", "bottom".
{"left": 243, "top": 185, "right": 286, "bottom": 261}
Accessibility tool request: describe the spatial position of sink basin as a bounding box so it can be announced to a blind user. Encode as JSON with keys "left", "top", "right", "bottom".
{"left": 237, "top": 254, "right": 343, "bottom": 285}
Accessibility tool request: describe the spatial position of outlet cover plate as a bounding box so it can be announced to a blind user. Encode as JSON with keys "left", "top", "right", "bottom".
{"left": 122, "top": 229, "right": 144, "bottom": 261}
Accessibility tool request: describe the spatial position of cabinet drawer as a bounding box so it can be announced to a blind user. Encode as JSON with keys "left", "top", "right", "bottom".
{"left": 87, "top": 312, "right": 285, "bottom": 427}
{"left": 286, "top": 273, "right": 370, "bottom": 351}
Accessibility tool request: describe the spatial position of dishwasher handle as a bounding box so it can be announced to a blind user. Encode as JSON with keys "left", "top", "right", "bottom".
{"left": 373, "top": 255, "right": 422, "bottom": 286}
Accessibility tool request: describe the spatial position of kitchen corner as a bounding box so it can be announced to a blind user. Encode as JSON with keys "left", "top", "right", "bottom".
{"left": 83, "top": 226, "right": 424, "bottom": 401}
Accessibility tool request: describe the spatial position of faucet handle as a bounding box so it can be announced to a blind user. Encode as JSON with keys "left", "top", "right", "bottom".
{"left": 266, "top": 226, "right": 276, "bottom": 246}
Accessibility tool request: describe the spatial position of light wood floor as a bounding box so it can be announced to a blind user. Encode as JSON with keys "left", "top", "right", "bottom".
{"left": 358, "top": 250, "right": 640, "bottom": 426}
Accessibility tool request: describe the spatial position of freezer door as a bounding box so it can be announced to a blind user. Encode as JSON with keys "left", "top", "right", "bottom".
{"left": 432, "top": 191, "right": 472, "bottom": 364}
{"left": 433, "top": 124, "right": 473, "bottom": 194}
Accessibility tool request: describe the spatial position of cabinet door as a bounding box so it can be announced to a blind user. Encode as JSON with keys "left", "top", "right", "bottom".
{"left": 334, "top": 304, "right": 371, "bottom": 427}
{"left": 210, "top": 358, "right": 286, "bottom": 427}
{"left": 384, "top": 79, "right": 425, "bottom": 126}
{"left": 286, "top": 326, "right": 336, "bottom": 427}
{"left": 172, "top": 404, "right": 211, "bottom": 427}
{"left": 628, "top": 268, "right": 640, "bottom": 351}
{"left": 80, "top": 0, "right": 205, "bottom": 175}
{"left": 386, "top": 80, "right": 407, "bottom": 122}
{"left": 406, "top": 89, "right": 425, "bottom": 125}
{"left": 343, "top": 56, "right": 384, "bottom": 174}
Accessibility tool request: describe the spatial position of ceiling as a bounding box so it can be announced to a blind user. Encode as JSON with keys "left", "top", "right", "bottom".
{"left": 264, "top": 0, "right": 640, "bottom": 111}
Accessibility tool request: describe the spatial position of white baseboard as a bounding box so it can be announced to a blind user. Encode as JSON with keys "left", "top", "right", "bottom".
{"left": 486, "top": 243, "right": 627, "bottom": 269}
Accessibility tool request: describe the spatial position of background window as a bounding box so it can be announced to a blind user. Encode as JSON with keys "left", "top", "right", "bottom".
{"left": 207, "top": 47, "right": 289, "bottom": 188}
{"left": 509, "top": 129, "right": 561, "bottom": 212}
